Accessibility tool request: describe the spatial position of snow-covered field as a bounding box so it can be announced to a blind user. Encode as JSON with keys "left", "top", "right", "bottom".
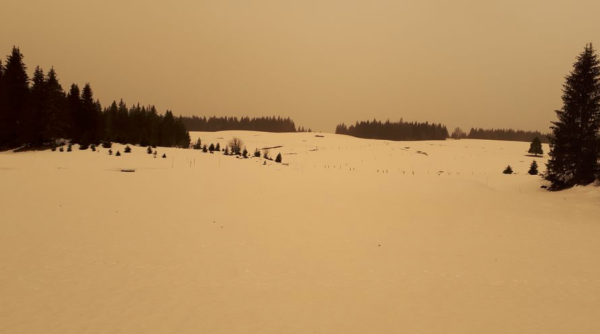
{"left": 1, "top": 131, "right": 599, "bottom": 333}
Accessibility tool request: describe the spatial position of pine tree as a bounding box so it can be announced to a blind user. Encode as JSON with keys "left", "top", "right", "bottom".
{"left": 67, "top": 84, "right": 82, "bottom": 141}
{"left": 1, "top": 47, "right": 29, "bottom": 146}
{"left": 546, "top": 44, "right": 600, "bottom": 190}
{"left": 215, "top": 143, "right": 220, "bottom": 151}
{"left": 503, "top": 165, "right": 513, "bottom": 174}
{"left": 147, "top": 146, "right": 153, "bottom": 154}
{"left": 242, "top": 147, "right": 248, "bottom": 158}
{"left": 528, "top": 137, "right": 543, "bottom": 157}
{"left": 192, "top": 138, "right": 201, "bottom": 150}
{"left": 81, "top": 83, "right": 99, "bottom": 143}
{"left": 209, "top": 143, "right": 215, "bottom": 152}
{"left": 24, "top": 66, "right": 46, "bottom": 145}
{"left": 528, "top": 160, "right": 539, "bottom": 175}
{"left": 275, "top": 153, "right": 282, "bottom": 163}
{"left": 43, "top": 68, "right": 67, "bottom": 141}
{"left": 254, "top": 148, "right": 261, "bottom": 158}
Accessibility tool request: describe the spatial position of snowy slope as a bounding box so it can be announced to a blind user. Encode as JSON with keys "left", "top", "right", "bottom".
{"left": 1, "top": 132, "right": 599, "bottom": 334}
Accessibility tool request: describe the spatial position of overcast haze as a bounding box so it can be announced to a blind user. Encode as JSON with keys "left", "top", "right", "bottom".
{"left": 1, "top": 0, "right": 599, "bottom": 132}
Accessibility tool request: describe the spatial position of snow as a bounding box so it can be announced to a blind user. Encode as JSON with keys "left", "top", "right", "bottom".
{"left": 1, "top": 131, "right": 599, "bottom": 333}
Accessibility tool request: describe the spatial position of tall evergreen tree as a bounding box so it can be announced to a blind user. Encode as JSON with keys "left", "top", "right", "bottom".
{"left": 80, "top": 83, "right": 99, "bottom": 143}
{"left": 1, "top": 47, "right": 29, "bottom": 146}
{"left": 24, "top": 66, "right": 45, "bottom": 145}
{"left": 42, "top": 68, "right": 67, "bottom": 141}
{"left": 0, "top": 60, "right": 5, "bottom": 144}
{"left": 546, "top": 44, "right": 600, "bottom": 190}
{"left": 66, "top": 84, "right": 82, "bottom": 141}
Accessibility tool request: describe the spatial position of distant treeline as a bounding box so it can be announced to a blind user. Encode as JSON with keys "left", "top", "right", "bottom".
{"left": 335, "top": 119, "right": 449, "bottom": 141}
{"left": 0, "top": 47, "right": 190, "bottom": 149}
{"left": 467, "top": 128, "right": 550, "bottom": 143}
{"left": 181, "top": 116, "right": 305, "bottom": 133}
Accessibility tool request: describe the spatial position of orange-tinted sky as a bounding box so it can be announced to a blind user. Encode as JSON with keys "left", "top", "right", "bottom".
{"left": 1, "top": 0, "right": 599, "bottom": 132}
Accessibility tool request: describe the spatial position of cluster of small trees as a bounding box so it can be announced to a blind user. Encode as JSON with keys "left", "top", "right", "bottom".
{"left": 0, "top": 47, "right": 190, "bottom": 149}
{"left": 181, "top": 116, "right": 298, "bottom": 133}
{"left": 467, "top": 128, "right": 550, "bottom": 143}
{"left": 503, "top": 161, "right": 539, "bottom": 175}
{"left": 192, "top": 138, "right": 222, "bottom": 153}
{"left": 546, "top": 44, "right": 600, "bottom": 190}
{"left": 335, "top": 119, "right": 449, "bottom": 141}
{"left": 192, "top": 136, "right": 283, "bottom": 163}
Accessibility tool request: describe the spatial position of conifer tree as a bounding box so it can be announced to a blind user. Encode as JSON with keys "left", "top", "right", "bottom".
{"left": 24, "top": 66, "right": 46, "bottom": 145}
{"left": 43, "top": 68, "right": 67, "bottom": 141}
{"left": 528, "top": 137, "right": 543, "bottom": 157}
{"left": 1, "top": 47, "right": 29, "bottom": 146}
{"left": 192, "top": 138, "right": 201, "bottom": 150}
{"left": 254, "top": 148, "right": 261, "bottom": 157}
{"left": 80, "top": 83, "right": 99, "bottom": 143}
{"left": 242, "top": 147, "right": 248, "bottom": 158}
{"left": 215, "top": 143, "right": 220, "bottom": 151}
{"left": 503, "top": 165, "right": 513, "bottom": 174}
{"left": 275, "top": 153, "right": 282, "bottom": 163}
{"left": 528, "top": 160, "right": 539, "bottom": 175}
{"left": 67, "top": 84, "right": 82, "bottom": 141}
{"left": 209, "top": 143, "right": 215, "bottom": 152}
{"left": 546, "top": 44, "right": 600, "bottom": 190}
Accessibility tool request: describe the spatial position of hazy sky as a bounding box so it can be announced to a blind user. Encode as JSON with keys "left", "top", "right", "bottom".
{"left": 1, "top": 0, "right": 599, "bottom": 132}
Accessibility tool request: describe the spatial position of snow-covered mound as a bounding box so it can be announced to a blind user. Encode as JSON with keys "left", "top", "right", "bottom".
{"left": 1, "top": 131, "right": 599, "bottom": 334}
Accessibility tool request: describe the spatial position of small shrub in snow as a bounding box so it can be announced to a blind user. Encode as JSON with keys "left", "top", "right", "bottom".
{"left": 192, "top": 138, "right": 202, "bottom": 150}
{"left": 124, "top": 145, "right": 132, "bottom": 153}
{"left": 59, "top": 147, "right": 64, "bottom": 152}
{"left": 147, "top": 146, "right": 153, "bottom": 154}
{"left": 162, "top": 153, "right": 167, "bottom": 158}
{"left": 116, "top": 151, "right": 121, "bottom": 156}
{"left": 108, "top": 149, "right": 113, "bottom": 155}
{"left": 102, "top": 141, "right": 112, "bottom": 149}
{"left": 254, "top": 148, "right": 261, "bottom": 158}
{"left": 275, "top": 153, "right": 282, "bottom": 163}
{"left": 528, "top": 160, "right": 539, "bottom": 175}
{"left": 91, "top": 144, "right": 96, "bottom": 152}
{"left": 242, "top": 148, "right": 248, "bottom": 158}
{"left": 503, "top": 165, "right": 513, "bottom": 174}
{"left": 67, "top": 143, "right": 72, "bottom": 152}
{"left": 202, "top": 145, "right": 208, "bottom": 153}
